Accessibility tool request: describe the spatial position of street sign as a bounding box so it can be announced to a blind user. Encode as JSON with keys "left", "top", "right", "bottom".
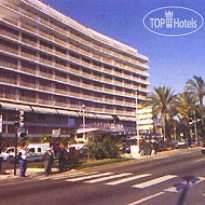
{"left": 52, "top": 128, "right": 61, "bottom": 137}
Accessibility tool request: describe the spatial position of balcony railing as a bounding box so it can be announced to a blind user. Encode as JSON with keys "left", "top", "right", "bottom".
{"left": 20, "top": 65, "right": 37, "bottom": 75}
{"left": 39, "top": 58, "right": 53, "bottom": 66}
{"left": 21, "top": 51, "right": 37, "bottom": 61}
{"left": 39, "top": 30, "right": 53, "bottom": 41}
{"left": 22, "top": 38, "right": 37, "bottom": 47}
{"left": 40, "top": 45, "right": 53, "bottom": 53}
{"left": 55, "top": 63, "right": 67, "bottom": 71}
{"left": 55, "top": 50, "right": 67, "bottom": 58}
{"left": 21, "top": 23, "right": 36, "bottom": 33}
{"left": 0, "top": 61, "right": 18, "bottom": 70}
{"left": 1, "top": 46, "right": 18, "bottom": 55}
{"left": 0, "top": 30, "right": 19, "bottom": 41}
{"left": 55, "top": 88, "right": 68, "bottom": 95}
{"left": 0, "top": 77, "right": 17, "bottom": 85}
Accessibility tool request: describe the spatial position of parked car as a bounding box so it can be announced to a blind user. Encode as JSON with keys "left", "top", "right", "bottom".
{"left": 176, "top": 140, "right": 188, "bottom": 148}
{"left": 0, "top": 147, "right": 18, "bottom": 162}
{"left": 201, "top": 143, "right": 205, "bottom": 154}
{"left": 27, "top": 143, "right": 50, "bottom": 162}
{"left": 0, "top": 143, "right": 50, "bottom": 162}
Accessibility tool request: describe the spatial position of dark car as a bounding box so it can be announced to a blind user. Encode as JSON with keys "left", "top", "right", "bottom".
{"left": 201, "top": 143, "right": 205, "bottom": 154}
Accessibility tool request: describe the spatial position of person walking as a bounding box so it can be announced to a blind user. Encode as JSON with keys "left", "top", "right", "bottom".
{"left": 18, "top": 143, "right": 28, "bottom": 177}
{"left": 58, "top": 143, "right": 68, "bottom": 172}
{"left": 43, "top": 147, "right": 54, "bottom": 175}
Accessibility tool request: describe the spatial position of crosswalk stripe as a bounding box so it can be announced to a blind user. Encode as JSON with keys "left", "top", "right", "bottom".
{"left": 65, "top": 172, "right": 113, "bottom": 182}
{"left": 194, "top": 158, "right": 205, "bottom": 163}
{"left": 132, "top": 175, "right": 177, "bottom": 189}
{"left": 85, "top": 173, "right": 132, "bottom": 184}
{"left": 127, "top": 192, "right": 165, "bottom": 205}
{"left": 106, "top": 174, "right": 152, "bottom": 186}
{"left": 51, "top": 172, "right": 96, "bottom": 180}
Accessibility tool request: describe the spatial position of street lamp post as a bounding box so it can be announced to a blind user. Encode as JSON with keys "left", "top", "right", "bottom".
{"left": 82, "top": 104, "right": 86, "bottom": 141}
{"left": 193, "top": 110, "right": 198, "bottom": 145}
{"left": 135, "top": 91, "right": 140, "bottom": 146}
{"left": 14, "top": 109, "right": 20, "bottom": 176}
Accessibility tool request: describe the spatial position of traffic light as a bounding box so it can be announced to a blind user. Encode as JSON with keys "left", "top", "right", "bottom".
{"left": 14, "top": 110, "right": 20, "bottom": 127}
{"left": 19, "top": 110, "right": 24, "bottom": 127}
{"left": 14, "top": 110, "right": 24, "bottom": 127}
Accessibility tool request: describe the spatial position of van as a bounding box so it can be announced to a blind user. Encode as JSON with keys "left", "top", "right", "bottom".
{"left": 27, "top": 143, "right": 50, "bottom": 162}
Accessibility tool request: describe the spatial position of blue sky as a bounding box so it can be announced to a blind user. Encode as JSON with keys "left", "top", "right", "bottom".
{"left": 43, "top": 0, "right": 205, "bottom": 93}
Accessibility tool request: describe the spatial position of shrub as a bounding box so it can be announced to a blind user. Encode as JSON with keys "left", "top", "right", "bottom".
{"left": 87, "top": 137, "right": 120, "bottom": 160}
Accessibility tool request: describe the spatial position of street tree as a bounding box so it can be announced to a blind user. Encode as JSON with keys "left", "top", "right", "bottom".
{"left": 175, "top": 92, "right": 198, "bottom": 139}
{"left": 147, "top": 86, "right": 176, "bottom": 139}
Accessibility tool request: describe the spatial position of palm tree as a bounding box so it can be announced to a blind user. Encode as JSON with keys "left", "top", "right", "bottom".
{"left": 147, "top": 86, "right": 176, "bottom": 139}
{"left": 175, "top": 92, "right": 198, "bottom": 138}
{"left": 186, "top": 76, "right": 205, "bottom": 135}
{"left": 186, "top": 76, "right": 205, "bottom": 107}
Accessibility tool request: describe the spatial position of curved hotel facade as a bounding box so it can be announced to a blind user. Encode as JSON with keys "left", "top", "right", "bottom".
{"left": 0, "top": 0, "right": 149, "bottom": 139}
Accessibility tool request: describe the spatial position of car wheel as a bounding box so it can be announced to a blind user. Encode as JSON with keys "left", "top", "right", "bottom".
{"left": 7, "top": 156, "right": 14, "bottom": 163}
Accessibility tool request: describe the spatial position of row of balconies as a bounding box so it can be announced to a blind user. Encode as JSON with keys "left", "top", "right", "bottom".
{"left": 0, "top": 91, "right": 134, "bottom": 115}
{"left": 1, "top": 5, "right": 149, "bottom": 73}
{"left": 0, "top": 31, "right": 149, "bottom": 86}
{"left": 0, "top": 76, "right": 135, "bottom": 107}
{"left": 0, "top": 46, "right": 146, "bottom": 90}
{"left": 0, "top": 57, "right": 148, "bottom": 99}
{"left": 0, "top": 76, "right": 138, "bottom": 107}
{"left": 0, "top": 53, "right": 149, "bottom": 102}
{"left": 0, "top": 17, "right": 150, "bottom": 83}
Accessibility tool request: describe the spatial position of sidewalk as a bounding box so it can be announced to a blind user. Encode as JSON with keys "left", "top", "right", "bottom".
{"left": 0, "top": 147, "right": 200, "bottom": 183}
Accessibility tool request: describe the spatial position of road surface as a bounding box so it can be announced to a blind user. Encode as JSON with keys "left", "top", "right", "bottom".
{"left": 0, "top": 148, "right": 205, "bottom": 205}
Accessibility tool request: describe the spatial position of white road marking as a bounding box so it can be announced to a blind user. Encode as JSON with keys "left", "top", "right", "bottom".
{"left": 181, "top": 152, "right": 191, "bottom": 155}
{"left": 85, "top": 173, "right": 132, "bottom": 184}
{"left": 51, "top": 172, "right": 96, "bottom": 180}
{"left": 65, "top": 172, "right": 113, "bottom": 182}
{"left": 165, "top": 177, "right": 205, "bottom": 193}
{"left": 194, "top": 158, "right": 205, "bottom": 163}
{"left": 127, "top": 192, "right": 164, "bottom": 205}
{"left": 132, "top": 175, "right": 177, "bottom": 189}
{"left": 106, "top": 174, "right": 151, "bottom": 185}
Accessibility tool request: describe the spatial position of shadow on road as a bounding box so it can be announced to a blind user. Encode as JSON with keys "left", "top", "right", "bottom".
{"left": 176, "top": 175, "right": 199, "bottom": 205}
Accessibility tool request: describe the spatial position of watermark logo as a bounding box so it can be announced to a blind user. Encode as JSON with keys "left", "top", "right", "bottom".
{"left": 165, "top": 11, "right": 173, "bottom": 28}
{"left": 143, "top": 6, "right": 204, "bottom": 36}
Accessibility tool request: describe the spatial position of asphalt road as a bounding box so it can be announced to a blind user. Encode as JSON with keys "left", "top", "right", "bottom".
{"left": 0, "top": 148, "right": 205, "bottom": 205}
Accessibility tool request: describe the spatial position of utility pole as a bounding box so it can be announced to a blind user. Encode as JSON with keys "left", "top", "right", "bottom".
{"left": 193, "top": 110, "right": 198, "bottom": 145}
{"left": 82, "top": 104, "right": 86, "bottom": 141}
{"left": 135, "top": 90, "right": 140, "bottom": 146}
{"left": 13, "top": 109, "right": 24, "bottom": 176}
{"left": 14, "top": 109, "right": 20, "bottom": 176}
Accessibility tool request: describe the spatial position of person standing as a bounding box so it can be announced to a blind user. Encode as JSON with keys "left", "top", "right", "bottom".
{"left": 43, "top": 147, "right": 54, "bottom": 175}
{"left": 58, "top": 143, "right": 68, "bottom": 172}
{"left": 19, "top": 143, "right": 28, "bottom": 177}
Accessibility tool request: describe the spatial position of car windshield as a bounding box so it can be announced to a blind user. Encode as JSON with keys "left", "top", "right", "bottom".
{"left": 2, "top": 148, "right": 14, "bottom": 153}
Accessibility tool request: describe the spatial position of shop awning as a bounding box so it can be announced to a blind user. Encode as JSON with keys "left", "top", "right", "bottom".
{"left": 78, "top": 112, "right": 97, "bottom": 119}
{"left": 31, "top": 106, "right": 57, "bottom": 114}
{"left": 57, "top": 109, "right": 79, "bottom": 117}
{"left": 1, "top": 102, "right": 32, "bottom": 111}
{"left": 118, "top": 116, "right": 136, "bottom": 122}
{"left": 96, "top": 114, "right": 113, "bottom": 120}
{"left": 76, "top": 127, "right": 99, "bottom": 134}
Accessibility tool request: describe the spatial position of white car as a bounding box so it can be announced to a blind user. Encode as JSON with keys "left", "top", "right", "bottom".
{"left": 0, "top": 147, "right": 18, "bottom": 161}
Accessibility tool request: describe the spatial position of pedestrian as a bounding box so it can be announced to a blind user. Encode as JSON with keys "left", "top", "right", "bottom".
{"left": 58, "top": 143, "right": 68, "bottom": 172}
{"left": 43, "top": 147, "right": 54, "bottom": 175}
{"left": 18, "top": 143, "right": 28, "bottom": 177}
